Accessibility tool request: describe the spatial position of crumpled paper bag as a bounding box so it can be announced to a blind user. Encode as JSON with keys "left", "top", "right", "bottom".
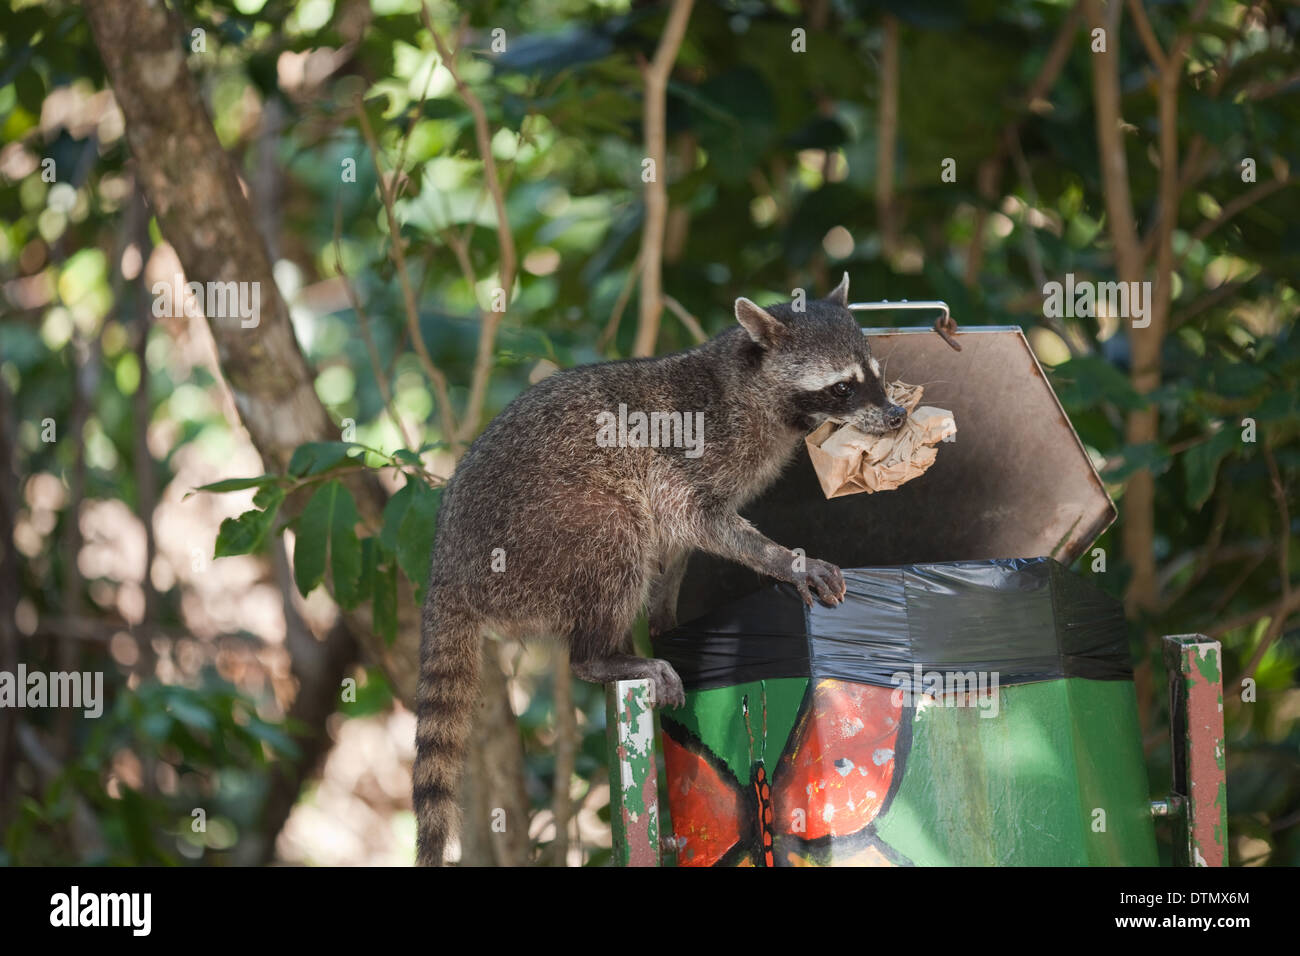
{"left": 805, "top": 381, "right": 956, "bottom": 498}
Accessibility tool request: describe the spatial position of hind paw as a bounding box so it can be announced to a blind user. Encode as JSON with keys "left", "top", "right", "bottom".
{"left": 570, "top": 653, "right": 687, "bottom": 708}
{"left": 647, "top": 659, "right": 686, "bottom": 709}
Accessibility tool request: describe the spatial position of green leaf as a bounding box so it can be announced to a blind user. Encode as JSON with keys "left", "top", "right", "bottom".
{"left": 418, "top": 98, "right": 466, "bottom": 120}
{"left": 167, "top": 695, "right": 217, "bottom": 733}
{"left": 1051, "top": 357, "right": 1146, "bottom": 412}
{"left": 15, "top": 67, "right": 44, "bottom": 115}
{"left": 492, "top": 24, "right": 615, "bottom": 76}
{"left": 393, "top": 448, "right": 423, "bottom": 467}
{"left": 1212, "top": 361, "right": 1271, "bottom": 399}
{"left": 380, "top": 480, "right": 417, "bottom": 554}
{"left": 188, "top": 475, "right": 280, "bottom": 498}
{"left": 293, "top": 480, "right": 363, "bottom": 607}
{"left": 1183, "top": 426, "right": 1240, "bottom": 509}
{"left": 252, "top": 483, "right": 282, "bottom": 510}
{"left": 373, "top": 560, "right": 398, "bottom": 646}
{"left": 340, "top": 667, "right": 395, "bottom": 716}
{"left": 213, "top": 487, "right": 285, "bottom": 558}
{"left": 676, "top": 68, "right": 777, "bottom": 186}
{"left": 141, "top": 712, "right": 172, "bottom": 741}
{"left": 396, "top": 484, "right": 441, "bottom": 600}
{"left": 1102, "top": 443, "right": 1171, "bottom": 484}
{"left": 288, "top": 441, "right": 358, "bottom": 477}
{"left": 1255, "top": 390, "right": 1300, "bottom": 424}
{"left": 356, "top": 537, "right": 376, "bottom": 606}
{"left": 244, "top": 716, "right": 300, "bottom": 760}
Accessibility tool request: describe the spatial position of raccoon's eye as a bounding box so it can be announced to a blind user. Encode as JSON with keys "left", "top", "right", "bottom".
{"left": 831, "top": 381, "right": 854, "bottom": 398}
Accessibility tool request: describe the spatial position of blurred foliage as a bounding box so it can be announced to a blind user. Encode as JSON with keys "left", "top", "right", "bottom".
{"left": 3, "top": 676, "right": 301, "bottom": 865}
{"left": 1, "top": 0, "right": 1297, "bottom": 865}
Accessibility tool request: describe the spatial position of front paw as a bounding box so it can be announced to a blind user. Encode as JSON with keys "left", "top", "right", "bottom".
{"left": 794, "top": 557, "right": 846, "bottom": 608}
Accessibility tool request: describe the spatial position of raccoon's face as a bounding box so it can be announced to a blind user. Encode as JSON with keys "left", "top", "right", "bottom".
{"left": 735, "top": 274, "right": 906, "bottom": 436}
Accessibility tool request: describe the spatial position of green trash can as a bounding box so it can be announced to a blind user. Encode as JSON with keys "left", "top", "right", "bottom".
{"left": 650, "top": 324, "right": 1161, "bottom": 867}
{"left": 653, "top": 558, "right": 1158, "bottom": 867}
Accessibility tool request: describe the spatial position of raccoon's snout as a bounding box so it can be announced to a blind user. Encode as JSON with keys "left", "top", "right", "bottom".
{"left": 847, "top": 402, "right": 907, "bottom": 435}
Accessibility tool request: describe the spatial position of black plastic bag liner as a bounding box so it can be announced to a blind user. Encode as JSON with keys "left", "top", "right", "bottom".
{"left": 653, "top": 557, "right": 1131, "bottom": 690}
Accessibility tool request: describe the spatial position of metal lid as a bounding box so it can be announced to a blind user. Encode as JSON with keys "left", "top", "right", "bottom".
{"left": 675, "top": 326, "right": 1116, "bottom": 624}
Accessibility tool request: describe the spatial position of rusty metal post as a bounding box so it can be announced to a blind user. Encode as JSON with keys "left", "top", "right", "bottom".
{"left": 605, "top": 679, "right": 660, "bottom": 866}
{"left": 1163, "top": 634, "right": 1228, "bottom": 867}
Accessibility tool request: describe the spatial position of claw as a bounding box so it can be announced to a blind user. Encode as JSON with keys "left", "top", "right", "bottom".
{"left": 804, "top": 557, "right": 846, "bottom": 608}
{"left": 651, "top": 660, "right": 686, "bottom": 709}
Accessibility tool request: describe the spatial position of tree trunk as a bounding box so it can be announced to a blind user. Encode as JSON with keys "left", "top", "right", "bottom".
{"left": 1085, "top": 0, "right": 1157, "bottom": 618}
{"left": 84, "top": 0, "right": 528, "bottom": 864}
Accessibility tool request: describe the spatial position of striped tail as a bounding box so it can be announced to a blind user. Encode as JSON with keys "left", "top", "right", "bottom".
{"left": 414, "top": 598, "right": 481, "bottom": 866}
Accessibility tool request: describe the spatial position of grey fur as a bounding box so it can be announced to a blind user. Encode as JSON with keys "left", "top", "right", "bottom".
{"left": 414, "top": 276, "right": 905, "bottom": 865}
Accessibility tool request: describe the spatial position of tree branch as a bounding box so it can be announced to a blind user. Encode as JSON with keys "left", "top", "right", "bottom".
{"left": 423, "top": 7, "right": 519, "bottom": 440}
{"left": 1085, "top": 0, "right": 1144, "bottom": 281}
{"left": 597, "top": 251, "right": 643, "bottom": 354}
{"left": 632, "top": 0, "right": 695, "bottom": 357}
{"left": 84, "top": 0, "right": 338, "bottom": 472}
{"left": 1170, "top": 278, "right": 1249, "bottom": 330}
{"left": 1178, "top": 175, "right": 1296, "bottom": 270}
{"left": 1240, "top": 69, "right": 1300, "bottom": 100}
{"left": 1125, "top": 0, "right": 1167, "bottom": 71}
{"left": 1026, "top": 1, "right": 1085, "bottom": 109}
{"left": 333, "top": 196, "right": 419, "bottom": 450}
{"left": 1086, "top": 0, "right": 1158, "bottom": 617}
{"left": 662, "top": 294, "right": 708, "bottom": 344}
{"left": 966, "top": 1, "right": 1081, "bottom": 286}
{"left": 1207, "top": 551, "right": 1267, "bottom": 622}
{"left": 1210, "top": 588, "right": 1300, "bottom": 642}
{"left": 1232, "top": 445, "right": 1293, "bottom": 684}
{"left": 355, "top": 97, "right": 461, "bottom": 448}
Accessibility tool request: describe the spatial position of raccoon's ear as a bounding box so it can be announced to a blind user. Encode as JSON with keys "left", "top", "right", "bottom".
{"left": 735, "top": 298, "right": 788, "bottom": 348}
{"left": 827, "top": 271, "right": 850, "bottom": 307}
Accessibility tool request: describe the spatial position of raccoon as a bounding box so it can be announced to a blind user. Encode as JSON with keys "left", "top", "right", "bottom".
{"left": 414, "top": 274, "right": 907, "bottom": 865}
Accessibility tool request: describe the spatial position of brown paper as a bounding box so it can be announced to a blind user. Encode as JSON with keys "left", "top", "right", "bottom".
{"left": 805, "top": 381, "right": 956, "bottom": 498}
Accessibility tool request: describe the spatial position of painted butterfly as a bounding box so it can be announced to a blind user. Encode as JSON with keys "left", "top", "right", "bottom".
{"left": 661, "top": 677, "right": 912, "bottom": 866}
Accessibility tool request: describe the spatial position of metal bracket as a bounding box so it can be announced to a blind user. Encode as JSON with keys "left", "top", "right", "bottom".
{"left": 848, "top": 299, "right": 962, "bottom": 352}
{"left": 1150, "top": 796, "right": 1185, "bottom": 819}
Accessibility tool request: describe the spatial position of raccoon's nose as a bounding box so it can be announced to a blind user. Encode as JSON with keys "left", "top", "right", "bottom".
{"left": 885, "top": 404, "right": 906, "bottom": 429}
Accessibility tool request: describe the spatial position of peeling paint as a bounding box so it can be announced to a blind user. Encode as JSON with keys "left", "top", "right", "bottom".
{"left": 606, "top": 680, "right": 660, "bottom": 866}
{"left": 1164, "top": 635, "right": 1228, "bottom": 867}
{"left": 1193, "top": 644, "right": 1221, "bottom": 683}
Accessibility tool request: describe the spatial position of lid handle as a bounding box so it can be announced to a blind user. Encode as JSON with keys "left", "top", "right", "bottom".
{"left": 848, "top": 299, "right": 962, "bottom": 352}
